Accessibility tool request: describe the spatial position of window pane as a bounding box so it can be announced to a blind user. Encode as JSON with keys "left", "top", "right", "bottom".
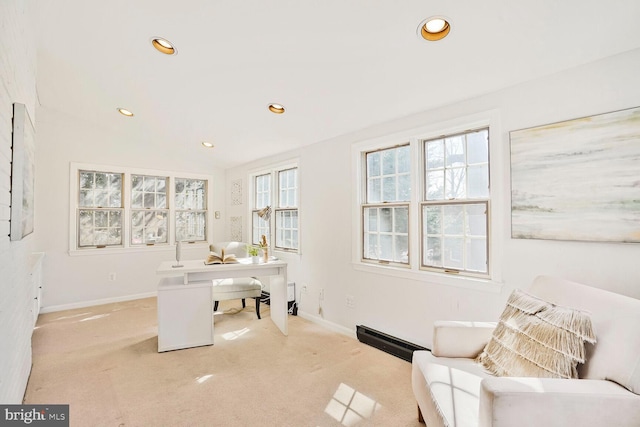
{"left": 424, "top": 205, "right": 441, "bottom": 234}
{"left": 395, "top": 235, "right": 408, "bottom": 263}
{"left": 255, "top": 174, "right": 271, "bottom": 209}
{"left": 363, "top": 206, "right": 408, "bottom": 264}
{"left": 131, "top": 210, "right": 168, "bottom": 245}
{"left": 252, "top": 211, "right": 270, "bottom": 246}
{"left": 379, "top": 234, "right": 393, "bottom": 260}
{"left": 382, "top": 149, "right": 396, "bottom": 175}
{"left": 446, "top": 168, "right": 466, "bottom": 199}
{"left": 367, "top": 152, "right": 381, "bottom": 177}
{"left": 395, "top": 207, "right": 408, "bottom": 233}
{"left": 467, "top": 238, "right": 487, "bottom": 272}
{"left": 367, "top": 178, "right": 381, "bottom": 203}
{"left": 468, "top": 165, "right": 489, "bottom": 198}
{"left": 443, "top": 205, "right": 464, "bottom": 235}
{"left": 175, "top": 211, "right": 206, "bottom": 241}
{"left": 367, "top": 146, "right": 409, "bottom": 203}
{"left": 443, "top": 237, "right": 463, "bottom": 269}
{"left": 382, "top": 176, "right": 396, "bottom": 201}
{"left": 398, "top": 173, "right": 411, "bottom": 201}
{"left": 176, "top": 178, "right": 206, "bottom": 210}
{"left": 426, "top": 171, "right": 444, "bottom": 200}
{"left": 397, "top": 145, "right": 410, "bottom": 173}
{"left": 426, "top": 139, "right": 444, "bottom": 169}
{"left": 424, "top": 236, "right": 442, "bottom": 267}
{"left": 80, "top": 172, "right": 93, "bottom": 189}
{"left": 275, "top": 209, "right": 298, "bottom": 250}
{"left": 421, "top": 201, "right": 488, "bottom": 273}
{"left": 445, "top": 135, "right": 465, "bottom": 167}
{"left": 380, "top": 208, "right": 392, "bottom": 232}
{"left": 78, "top": 209, "right": 122, "bottom": 247}
{"left": 467, "top": 129, "right": 489, "bottom": 164}
{"left": 466, "top": 203, "right": 487, "bottom": 236}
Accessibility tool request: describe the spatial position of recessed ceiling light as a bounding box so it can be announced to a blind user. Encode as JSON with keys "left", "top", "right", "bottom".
{"left": 268, "top": 103, "right": 285, "bottom": 114}
{"left": 201, "top": 142, "right": 214, "bottom": 148}
{"left": 117, "top": 108, "right": 134, "bottom": 117}
{"left": 418, "top": 17, "right": 451, "bottom": 41}
{"left": 151, "top": 37, "right": 177, "bottom": 55}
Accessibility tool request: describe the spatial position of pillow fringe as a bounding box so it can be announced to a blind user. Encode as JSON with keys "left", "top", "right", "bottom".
{"left": 477, "top": 289, "right": 596, "bottom": 379}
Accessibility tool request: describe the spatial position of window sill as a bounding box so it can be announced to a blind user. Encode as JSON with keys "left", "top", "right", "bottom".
{"left": 69, "top": 242, "right": 209, "bottom": 256}
{"left": 351, "top": 262, "right": 503, "bottom": 293}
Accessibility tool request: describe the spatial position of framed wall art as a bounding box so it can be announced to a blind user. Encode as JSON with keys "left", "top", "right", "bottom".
{"left": 510, "top": 106, "right": 640, "bottom": 243}
{"left": 10, "top": 103, "right": 36, "bottom": 241}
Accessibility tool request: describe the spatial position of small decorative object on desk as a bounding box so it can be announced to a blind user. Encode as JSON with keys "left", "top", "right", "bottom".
{"left": 247, "top": 244, "right": 260, "bottom": 264}
{"left": 173, "top": 241, "right": 183, "bottom": 268}
{"left": 260, "top": 234, "right": 269, "bottom": 263}
{"left": 205, "top": 248, "right": 239, "bottom": 265}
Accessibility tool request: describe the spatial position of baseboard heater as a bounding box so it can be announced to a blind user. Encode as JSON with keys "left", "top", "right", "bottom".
{"left": 356, "top": 325, "right": 428, "bottom": 362}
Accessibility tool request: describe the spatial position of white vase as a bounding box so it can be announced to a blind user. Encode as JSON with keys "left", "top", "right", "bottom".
{"left": 251, "top": 256, "right": 260, "bottom": 264}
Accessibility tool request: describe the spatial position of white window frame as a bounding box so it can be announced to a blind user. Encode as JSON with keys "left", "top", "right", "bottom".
{"left": 249, "top": 160, "right": 300, "bottom": 254}
{"left": 351, "top": 111, "right": 504, "bottom": 293}
{"left": 69, "top": 162, "right": 213, "bottom": 255}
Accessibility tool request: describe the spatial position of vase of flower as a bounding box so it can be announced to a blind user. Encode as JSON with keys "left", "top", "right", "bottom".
{"left": 247, "top": 245, "right": 260, "bottom": 264}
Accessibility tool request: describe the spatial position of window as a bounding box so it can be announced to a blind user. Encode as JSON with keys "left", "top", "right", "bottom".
{"left": 251, "top": 163, "right": 299, "bottom": 252}
{"left": 78, "top": 171, "right": 123, "bottom": 248}
{"left": 131, "top": 174, "right": 168, "bottom": 245}
{"left": 362, "top": 145, "right": 410, "bottom": 265}
{"left": 422, "top": 128, "right": 489, "bottom": 275}
{"left": 252, "top": 173, "right": 271, "bottom": 246}
{"left": 275, "top": 168, "right": 298, "bottom": 250}
{"left": 71, "top": 163, "right": 210, "bottom": 252}
{"left": 357, "top": 125, "right": 493, "bottom": 281}
{"left": 175, "top": 178, "right": 207, "bottom": 242}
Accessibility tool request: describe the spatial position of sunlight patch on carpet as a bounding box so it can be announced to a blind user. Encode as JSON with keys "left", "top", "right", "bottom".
{"left": 79, "top": 314, "right": 110, "bottom": 322}
{"left": 196, "top": 374, "right": 214, "bottom": 384}
{"left": 325, "top": 383, "right": 381, "bottom": 426}
{"left": 221, "top": 327, "right": 250, "bottom": 341}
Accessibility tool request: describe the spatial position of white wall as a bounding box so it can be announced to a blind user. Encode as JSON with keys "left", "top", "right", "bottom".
{"left": 225, "top": 48, "right": 640, "bottom": 348}
{"left": 0, "top": 0, "right": 38, "bottom": 403}
{"left": 34, "top": 106, "right": 226, "bottom": 310}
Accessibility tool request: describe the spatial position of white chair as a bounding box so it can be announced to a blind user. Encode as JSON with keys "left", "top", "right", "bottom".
{"left": 209, "top": 242, "right": 263, "bottom": 319}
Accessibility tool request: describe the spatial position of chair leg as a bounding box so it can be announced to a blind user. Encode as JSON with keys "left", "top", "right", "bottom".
{"left": 417, "top": 403, "right": 425, "bottom": 424}
{"left": 242, "top": 298, "right": 246, "bottom": 308}
{"left": 213, "top": 301, "right": 219, "bottom": 311}
{"left": 255, "top": 297, "right": 261, "bottom": 319}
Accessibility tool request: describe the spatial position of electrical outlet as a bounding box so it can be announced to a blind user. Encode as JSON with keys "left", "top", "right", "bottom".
{"left": 108, "top": 272, "right": 116, "bottom": 281}
{"left": 346, "top": 295, "right": 355, "bottom": 308}
{"left": 319, "top": 288, "right": 324, "bottom": 300}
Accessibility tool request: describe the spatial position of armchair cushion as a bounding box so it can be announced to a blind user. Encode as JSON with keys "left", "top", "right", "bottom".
{"left": 432, "top": 321, "right": 496, "bottom": 358}
{"left": 479, "top": 377, "right": 640, "bottom": 427}
{"left": 211, "top": 278, "right": 262, "bottom": 300}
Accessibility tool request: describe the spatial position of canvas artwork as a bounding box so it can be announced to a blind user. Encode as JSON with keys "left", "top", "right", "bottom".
{"left": 10, "top": 103, "right": 36, "bottom": 241}
{"left": 229, "top": 216, "right": 242, "bottom": 242}
{"left": 510, "top": 106, "right": 640, "bottom": 243}
{"left": 231, "top": 179, "right": 242, "bottom": 205}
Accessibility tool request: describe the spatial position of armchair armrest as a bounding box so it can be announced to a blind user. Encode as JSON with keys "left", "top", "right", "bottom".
{"left": 479, "top": 377, "right": 640, "bottom": 427}
{"left": 432, "top": 321, "right": 496, "bottom": 358}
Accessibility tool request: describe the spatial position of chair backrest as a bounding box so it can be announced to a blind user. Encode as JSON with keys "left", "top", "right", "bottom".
{"left": 209, "top": 241, "right": 248, "bottom": 258}
{"left": 528, "top": 275, "right": 640, "bottom": 395}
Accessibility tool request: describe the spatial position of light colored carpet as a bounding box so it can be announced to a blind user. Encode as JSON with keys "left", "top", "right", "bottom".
{"left": 25, "top": 298, "right": 422, "bottom": 426}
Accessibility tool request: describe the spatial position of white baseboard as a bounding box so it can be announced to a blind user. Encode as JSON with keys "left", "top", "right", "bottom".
{"left": 39, "top": 291, "right": 157, "bottom": 314}
{"left": 297, "top": 310, "right": 357, "bottom": 339}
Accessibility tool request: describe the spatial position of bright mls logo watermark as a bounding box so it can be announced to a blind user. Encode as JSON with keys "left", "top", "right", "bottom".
{"left": 1, "top": 405, "right": 68, "bottom": 426}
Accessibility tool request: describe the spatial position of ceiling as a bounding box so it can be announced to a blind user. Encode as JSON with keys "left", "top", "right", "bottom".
{"left": 34, "top": 0, "right": 640, "bottom": 169}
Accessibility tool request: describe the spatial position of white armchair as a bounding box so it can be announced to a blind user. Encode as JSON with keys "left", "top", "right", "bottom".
{"left": 209, "top": 242, "right": 263, "bottom": 319}
{"left": 412, "top": 276, "right": 640, "bottom": 427}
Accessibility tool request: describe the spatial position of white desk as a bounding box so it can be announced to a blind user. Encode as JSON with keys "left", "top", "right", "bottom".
{"left": 156, "top": 258, "right": 288, "bottom": 352}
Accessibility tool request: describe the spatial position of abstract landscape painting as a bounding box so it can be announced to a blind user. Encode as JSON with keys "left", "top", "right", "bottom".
{"left": 510, "top": 106, "right": 640, "bottom": 243}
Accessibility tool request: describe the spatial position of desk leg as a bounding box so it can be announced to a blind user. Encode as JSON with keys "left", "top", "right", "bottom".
{"left": 269, "top": 267, "right": 288, "bottom": 335}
